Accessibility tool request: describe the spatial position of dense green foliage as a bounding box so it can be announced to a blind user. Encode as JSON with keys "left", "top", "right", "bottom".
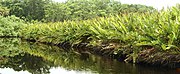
{"left": 20, "top": 6, "right": 180, "bottom": 55}
{"left": 0, "top": 0, "right": 49, "bottom": 21}
{"left": 0, "top": 5, "right": 9, "bottom": 16}
{"left": 0, "top": 0, "right": 180, "bottom": 69}
{"left": 0, "top": 0, "right": 155, "bottom": 22}
{"left": 45, "top": 0, "right": 155, "bottom": 22}
{"left": 0, "top": 16, "right": 25, "bottom": 36}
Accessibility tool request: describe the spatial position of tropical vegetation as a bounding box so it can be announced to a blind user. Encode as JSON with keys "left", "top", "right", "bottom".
{"left": 0, "top": 0, "right": 155, "bottom": 22}
{"left": 0, "top": 0, "right": 180, "bottom": 68}
{"left": 20, "top": 6, "right": 180, "bottom": 52}
{"left": 0, "top": 16, "right": 25, "bottom": 36}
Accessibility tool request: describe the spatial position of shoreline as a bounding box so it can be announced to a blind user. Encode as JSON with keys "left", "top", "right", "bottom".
{"left": 21, "top": 38, "right": 180, "bottom": 68}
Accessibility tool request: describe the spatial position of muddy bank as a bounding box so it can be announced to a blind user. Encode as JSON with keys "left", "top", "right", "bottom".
{"left": 137, "top": 49, "right": 180, "bottom": 68}
{"left": 61, "top": 42, "right": 180, "bottom": 68}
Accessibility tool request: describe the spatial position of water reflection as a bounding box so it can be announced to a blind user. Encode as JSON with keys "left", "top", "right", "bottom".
{"left": 0, "top": 38, "right": 178, "bottom": 74}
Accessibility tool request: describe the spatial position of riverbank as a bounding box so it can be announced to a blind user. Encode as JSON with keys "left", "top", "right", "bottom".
{"left": 77, "top": 43, "right": 180, "bottom": 68}
{"left": 20, "top": 37, "right": 180, "bottom": 68}
{"left": 0, "top": 6, "right": 180, "bottom": 69}
{"left": 18, "top": 7, "right": 180, "bottom": 68}
{"left": 1, "top": 38, "right": 177, "bottom": 74}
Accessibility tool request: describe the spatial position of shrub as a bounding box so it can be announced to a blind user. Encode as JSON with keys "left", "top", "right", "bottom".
{"left": 0, "top": 15, "right": 26, "bottom": 36}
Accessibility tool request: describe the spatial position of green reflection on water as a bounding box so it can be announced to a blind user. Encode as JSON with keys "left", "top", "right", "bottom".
{"left": 0, "top": 38, "right": 177, "bottom": 74}
{"left": 19, "top": 39, "right": 131, "bottom": 74}
{"left": 0, "top": 38, "right": 53, "bottom": 74}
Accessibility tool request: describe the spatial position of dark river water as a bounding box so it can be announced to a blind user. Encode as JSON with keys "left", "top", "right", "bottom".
{"left": 0, "top": 38, "right": 179, "bottom": 74}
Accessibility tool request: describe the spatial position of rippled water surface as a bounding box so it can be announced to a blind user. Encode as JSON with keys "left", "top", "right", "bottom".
{"left": 0, "top": 38, "right": 179, "bottom": 74}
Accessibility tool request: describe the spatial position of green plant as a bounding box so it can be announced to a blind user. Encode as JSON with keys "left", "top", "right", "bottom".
{"left": 0, "top": 15, "right": 26, "bottom": 36}
{"left": 19, "top": 5, "right": 180, "bottom": 63}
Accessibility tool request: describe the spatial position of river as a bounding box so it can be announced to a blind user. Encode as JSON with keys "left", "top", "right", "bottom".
{"left": 0, "top": 38, "right": 178, "bottom": 74}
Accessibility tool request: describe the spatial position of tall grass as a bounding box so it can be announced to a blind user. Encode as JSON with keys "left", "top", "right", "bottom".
{"left": 20, "top": 6, "right": 180, "bottom": 54}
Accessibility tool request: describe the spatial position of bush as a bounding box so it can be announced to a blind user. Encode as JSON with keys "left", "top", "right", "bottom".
{"left": 0, "top": 15, "right": 26, "bottom": 36}
{"left": 20, "top": 6, "right": 180, "bottom": 53}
